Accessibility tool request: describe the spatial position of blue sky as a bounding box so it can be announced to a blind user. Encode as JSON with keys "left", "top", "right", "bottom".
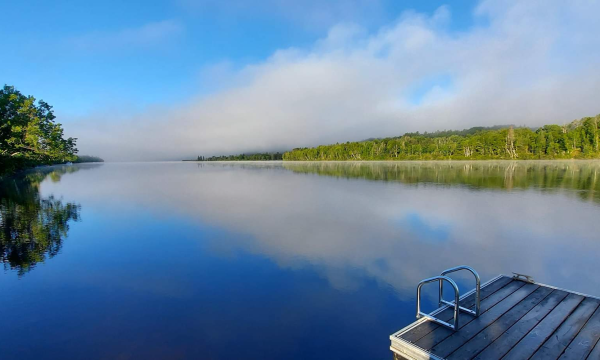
{"left": 2, "top": 0, "right": 599, "bottom": 160}
{"left": 1, "top": 0, "right": 476, "bottom": 116}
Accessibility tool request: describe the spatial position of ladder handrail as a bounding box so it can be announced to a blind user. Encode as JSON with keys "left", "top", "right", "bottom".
{"left": 417, "top": 276, "right": 460, "bottom": 331}
{"left": 440, "top": 265, "right": 481, "bottom": 317}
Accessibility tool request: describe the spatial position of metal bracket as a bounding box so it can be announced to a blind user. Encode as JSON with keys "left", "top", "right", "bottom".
{"left": 512, "top": 272, "right": 535, "bottom": 283}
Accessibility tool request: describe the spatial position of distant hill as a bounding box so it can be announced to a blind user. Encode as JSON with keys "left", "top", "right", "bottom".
{"left": 360, "top": 125, "right": 521, "bottom": 142}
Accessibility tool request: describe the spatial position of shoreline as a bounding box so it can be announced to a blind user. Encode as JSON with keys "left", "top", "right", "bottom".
{"left": 182, "top": 158, "right": 600, "bottom": 163}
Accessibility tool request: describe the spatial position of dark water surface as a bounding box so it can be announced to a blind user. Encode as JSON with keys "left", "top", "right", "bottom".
{"left": 1, "top": 161, "right": 599, "bottom": 359}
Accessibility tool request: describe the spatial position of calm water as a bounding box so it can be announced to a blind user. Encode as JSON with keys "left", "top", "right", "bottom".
{"left": 1, "top": 161, "right": 599, "bottom": 359}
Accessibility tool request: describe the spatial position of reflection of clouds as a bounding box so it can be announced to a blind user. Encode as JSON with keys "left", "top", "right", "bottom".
{"left": 42, "top": 161, "right": 600, "bottom": 296}
{"left": 397, "top": 213, "right": 451, "bottom": 243}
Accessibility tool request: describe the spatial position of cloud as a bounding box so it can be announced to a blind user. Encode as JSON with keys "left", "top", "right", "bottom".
{"left": 69, "top": 0, "right": 600, "bottom": 161}
{"left": 68, "top": 19, "right": 184, "bottom": 52}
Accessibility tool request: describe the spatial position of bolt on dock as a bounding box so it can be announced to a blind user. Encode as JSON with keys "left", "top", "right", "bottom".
{"left": 390, "top": 268, "right": 600, "bottom": 360}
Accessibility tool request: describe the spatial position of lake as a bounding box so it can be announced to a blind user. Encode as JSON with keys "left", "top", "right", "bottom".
{"left": 1, "top": 161, "right": 599, "bottom": 359}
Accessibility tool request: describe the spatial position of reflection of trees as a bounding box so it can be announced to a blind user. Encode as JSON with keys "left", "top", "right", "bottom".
{"left": 0, "top": 166, "right": 83, "bottom": 275}
{"left": 283, "top": 161, "right": 600, "bottom": 204}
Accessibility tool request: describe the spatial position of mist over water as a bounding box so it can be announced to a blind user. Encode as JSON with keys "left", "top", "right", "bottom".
{"left": 1, "top": 161, "right": 599, "bottom": 359}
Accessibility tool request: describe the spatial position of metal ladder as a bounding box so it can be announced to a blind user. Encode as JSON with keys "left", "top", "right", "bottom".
{"left": 416, "top": 265, "right": 481, "bottom": 331}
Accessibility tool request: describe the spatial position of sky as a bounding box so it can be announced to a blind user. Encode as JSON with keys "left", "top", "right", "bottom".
{"left": 2, "top": 0, "right": 600, "bottom": 161}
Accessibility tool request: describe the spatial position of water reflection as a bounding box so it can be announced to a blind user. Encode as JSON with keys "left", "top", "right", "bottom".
{"left": 283, "top": 161, "right": 600, "bottom": 204}
{"left": 0, "top": 166, "right": 84, "bottom": 275}
{"left": 2, "top": 161, "right": 599, "bottom": 359}
{"left": 38, "top": 161, "right": 600, "bottom": 295}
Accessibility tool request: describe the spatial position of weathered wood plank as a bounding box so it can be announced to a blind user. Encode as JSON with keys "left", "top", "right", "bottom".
{"left": 446, "top": 286, "right": 554, "bottom": 359}
{"left": 472, "top": 289, "right": 569, "bottom": 360}
{"left": 412, "top": 280, "right": 526, "bottom": 350}
{"left": 399, "top": 276, "right": 513, "bottom": 343}
{"left": 502, "top": 293, "right": 585, "bottom": 360}
{"left": 429, "top": 283, "right": 541, "bottom": 357}
{"left": 530, "top": 298, "right": 600, "bottom": 359}
{"left": 558, "top": 304, "right": 600, "bottom": 360}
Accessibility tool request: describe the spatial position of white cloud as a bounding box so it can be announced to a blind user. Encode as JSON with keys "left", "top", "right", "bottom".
{"left": 68, "top": 19, "right": 184, "bottom": 52}
{"left": 69, "top": 0, "right": 600, "bottom": 161}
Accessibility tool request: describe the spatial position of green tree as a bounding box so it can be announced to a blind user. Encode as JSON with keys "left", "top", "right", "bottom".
{"left": 283, "top": 115, "right": 600, "bottom": 161}
{"left": 1, "top": 85, "right": 77, "bottom": 175}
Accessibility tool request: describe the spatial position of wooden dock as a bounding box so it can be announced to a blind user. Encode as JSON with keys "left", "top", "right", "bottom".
{"left": 390, "top": 274, "right": 600, "bottom": 359}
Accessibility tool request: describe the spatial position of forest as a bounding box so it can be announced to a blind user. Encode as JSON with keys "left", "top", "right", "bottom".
{"left": 73, "top": 155, "right": 104, "bottom": 163}
{"left": 195, "top": 152, "right": 284, "bottom": 161}
{"left": 283, "top": 115, "right": 600, "bottom": 161}
{"left": 0, "top": 85, "right": 78, "bottom": 175}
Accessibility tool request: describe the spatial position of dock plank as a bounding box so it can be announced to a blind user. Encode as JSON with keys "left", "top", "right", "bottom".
{"left": 446, "top": 286, "right": 554, "bottom": 359}
{"left": 559, "top": 304, "right": 600, "bottom": 360}
{"left": 472, "top": 289, "right": 569, "bottom": 360}
{"left": 412, "top": 280, "right": 526, "bottom": 350}
{"left": 399, "top": 276, "right": 513, "bottom": 343}
{"left": 586, "top": 337, "right": 600, "bottom": 360}
{"left": 391, "top": 275, "right": 600, "bottom": 360}
{"left": 530, "top": 298, "right": 600, "bottom": 359}
{"left": 502, "top": 293, "right": 585, "bottom": 360}
{"left": 428, "top": 283, "right": 541, "bottom": 358}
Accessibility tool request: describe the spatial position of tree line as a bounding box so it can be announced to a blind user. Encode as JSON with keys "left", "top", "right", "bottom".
{"left": 194, "top": 152, "right": 284, "bottom": 161}
{"left": 73, "top": 155, "right": 104, "bottom": 163}
{"left": 283, "top": 115, "right": 600, "bottom": 161}
{"left": 1, "top": 85, "right": 79, "bottom": 175}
